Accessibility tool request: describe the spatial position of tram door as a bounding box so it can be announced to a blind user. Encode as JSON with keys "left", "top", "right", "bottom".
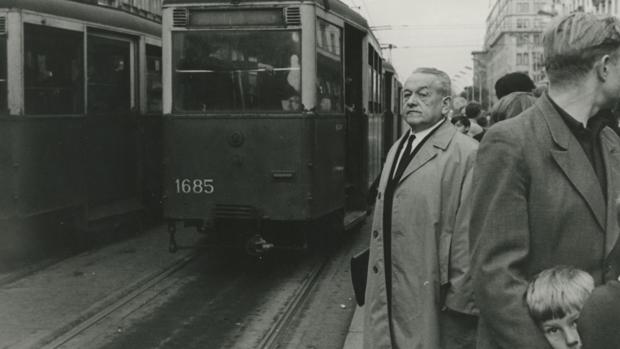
{"left": 86, "top": 34, "right": 140, "bottom": 215}
{"left": 344, "top": 25, "right": 366, "bottom": 210}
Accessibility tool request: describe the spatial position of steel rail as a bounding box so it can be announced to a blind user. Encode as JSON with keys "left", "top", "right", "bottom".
{"left": 255, "top": 252, "right": 330, "bottom": 349}
{"left": 40, "top": 253, "right": 196, "bottom": 349}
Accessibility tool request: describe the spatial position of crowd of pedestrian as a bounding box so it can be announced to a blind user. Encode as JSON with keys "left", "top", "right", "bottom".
{"left": 362, "top": 11, "right": 620, "bottom": 349}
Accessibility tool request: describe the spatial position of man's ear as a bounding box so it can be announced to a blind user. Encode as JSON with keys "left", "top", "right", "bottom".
{"left": 441, "top": 96, "right": 452, "bottom": 116}
{"left": 597, "top": 55, "right": 612, "bottom": 81}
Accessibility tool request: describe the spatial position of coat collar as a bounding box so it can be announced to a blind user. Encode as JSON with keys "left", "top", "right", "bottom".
{"left": 398, "top": 118, "right": 455, "bottom": 184}
{"left": 539, "top": 93, "right": 607, "bottom": 234}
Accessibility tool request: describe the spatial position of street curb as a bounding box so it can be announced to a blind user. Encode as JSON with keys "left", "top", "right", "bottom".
{"left": 342, "top": 305, "right": 363, "bottom": 349}
{"left": 32, "top": 250, "right": 194, "bottom": 349}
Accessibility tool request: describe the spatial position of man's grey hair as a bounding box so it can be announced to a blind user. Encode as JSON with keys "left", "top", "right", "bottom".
{"left": 412, "top": 67, "right": 452, "bottom": 98}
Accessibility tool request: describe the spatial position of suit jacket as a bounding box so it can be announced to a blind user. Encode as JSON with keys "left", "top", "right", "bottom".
{"left": 363, "top": 120, "right": 478, "bottom": 349}
{"left": 579, "top": 280, "right": 620, "bottom": 349}
{"left": 470, "top": 93, "right": 620, "bottom": 349}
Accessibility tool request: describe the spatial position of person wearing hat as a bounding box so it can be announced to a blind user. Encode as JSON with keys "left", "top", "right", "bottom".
{"left": 494, "top": 72, "right": 536, "bottom": 100}
{"left": 469, "top": 12, "right": 620, "bottom": 349}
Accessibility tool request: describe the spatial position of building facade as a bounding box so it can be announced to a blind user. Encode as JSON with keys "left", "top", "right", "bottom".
{"left": 478, "top": 0, "right": 553, "bottom": 105}
{"left": 472, "top": 50, "right": 489, "bottom": 107}
{"left": 478, "top": 0, "right": 620, "bottom": 106}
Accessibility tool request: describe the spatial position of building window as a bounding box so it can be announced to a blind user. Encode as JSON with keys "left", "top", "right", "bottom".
{"left": 533, "top": 33, "right": 542, "bottom": 45}
{"left": 532, "top": 51, "right": 544, "bottom": 71}
{"left": 24, "top": 24, "right": 84, "bottom": 115}
{"left": 517, "top": 18, "right": 529, "bottom": 29}
{"left": 517, "top": 52, "right": 530, "bottom": 66}
{"left": 534, "top": 18, "right": 543, "bottom": 28}
{"left": 516, "top": 34, "right": 528, "bottom": 46}
{"left": 534, "top": 2, "right": 546, "bottom": 11}
{"left": 517, "top": 2, "right": 530, "bottom": 12}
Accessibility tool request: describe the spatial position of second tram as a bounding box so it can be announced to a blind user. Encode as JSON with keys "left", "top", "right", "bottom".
{"left": 162, "top": 0, "right": 402, "bottom": 253}
{"left": 0, "top": 0, "right": 163, "bottom": 255}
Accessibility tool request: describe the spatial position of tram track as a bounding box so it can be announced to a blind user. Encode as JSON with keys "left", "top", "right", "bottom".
{"left": 255, "top": 252, "right": 330, "bottom": 349}
{"left": 39, "top": 252, "right": 197, "bottom": 349}
{"left": 29, "top": 231, "right": 341, "bottom": 348}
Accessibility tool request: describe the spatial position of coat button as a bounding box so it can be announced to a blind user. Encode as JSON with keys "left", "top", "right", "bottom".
{"left": 373, "top": 230, "right": 379, "bottom": 238}
{"left": 373, "top": 265, "right": 379, "bottom": 273}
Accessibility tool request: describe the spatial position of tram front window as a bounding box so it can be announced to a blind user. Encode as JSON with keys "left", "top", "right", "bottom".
{"left": 172, "top": 31, "right": 301, "bottom": 112}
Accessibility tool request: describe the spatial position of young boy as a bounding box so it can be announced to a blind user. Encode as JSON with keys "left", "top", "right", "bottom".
{"left": 525, "top": 266, "right": 595, "bottom": 349}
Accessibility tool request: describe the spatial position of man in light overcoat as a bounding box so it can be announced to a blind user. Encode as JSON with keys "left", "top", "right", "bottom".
{"left": 363, "top": 67, "right": 478, "bottom": 349}
{"left": 470, "top": 13, "right": 620, "bottom": 348}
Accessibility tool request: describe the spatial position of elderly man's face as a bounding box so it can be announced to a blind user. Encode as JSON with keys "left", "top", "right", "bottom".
{"left": 402, "top": 73, "right": 450, "bottom": 132}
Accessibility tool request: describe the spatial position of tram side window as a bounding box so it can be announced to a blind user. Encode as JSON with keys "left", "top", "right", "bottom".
{"left": 0, "top": 31, "right": 6, "bottom": 113}
{"left": 316, "top": 19, "right": 343, "bottom": 113}
{"left": 24, "top": 24, "right": 83, "bottom": 115}
{"left": 172, "top": 30, "right": 301, "bottom": 112}
{"left": 87, "top": 34, "right": 131, "bottom": 114}
{"left": 146, "top": 44, "right": 162, "bottom": 113}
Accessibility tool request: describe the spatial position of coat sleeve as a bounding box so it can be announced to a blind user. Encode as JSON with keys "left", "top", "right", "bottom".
{"left": 444, "top": 146, "right": 477, "bottom": 314}
{"left": 469, "top": 125, "right": 550, "bottom": 348}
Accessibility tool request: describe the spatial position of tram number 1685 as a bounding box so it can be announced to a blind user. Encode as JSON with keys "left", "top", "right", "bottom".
{"left": 175, "top": 178, "right": 214, "bottom": 194}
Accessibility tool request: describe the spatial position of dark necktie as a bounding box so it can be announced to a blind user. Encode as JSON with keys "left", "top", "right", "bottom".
{"left": 393, "top": 133, "right": 416, "bottom": 180}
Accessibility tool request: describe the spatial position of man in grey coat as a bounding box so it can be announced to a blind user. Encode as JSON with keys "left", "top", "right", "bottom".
{"left": 363, "top": 67, "right": 478, "bottom": 349}
{"left": 470, "top": 12, "right": 620, "bottom": 348}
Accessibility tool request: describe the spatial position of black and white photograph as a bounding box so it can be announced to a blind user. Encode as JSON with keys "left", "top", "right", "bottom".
{"left": 2, "top": 0, "right": 620, "bottom": 348}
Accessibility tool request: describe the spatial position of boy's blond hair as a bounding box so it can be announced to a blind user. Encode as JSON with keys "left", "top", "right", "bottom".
{"left": 525, "top": 265, "right": 594, "bottom": 323}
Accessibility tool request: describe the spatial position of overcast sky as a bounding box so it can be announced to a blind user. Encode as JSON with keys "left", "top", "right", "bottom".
{"left": 340, "top": 0, "right": 491, "bottom": 93}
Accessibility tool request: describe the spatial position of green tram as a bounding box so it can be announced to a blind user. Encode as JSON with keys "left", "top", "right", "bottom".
{"left": 162, "top": 0, "right": 402, "bottom": 254}
{"left": 0, "top": 0, "right": 163, "bottom": 256}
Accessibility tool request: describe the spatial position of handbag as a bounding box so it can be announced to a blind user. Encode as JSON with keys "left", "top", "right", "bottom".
{"left": 350, "top": 248, "right": 370, "bottom": 306}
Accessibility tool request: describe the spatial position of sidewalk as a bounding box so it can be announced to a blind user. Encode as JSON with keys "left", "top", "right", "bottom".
{"left": 342, "top": 305, "right": 363, "bottom": 349}
{"left": 0, "top": 226, "right": 200, "bottom": 349}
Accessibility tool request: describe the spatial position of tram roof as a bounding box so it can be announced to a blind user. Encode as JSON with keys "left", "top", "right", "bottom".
{"left": 0, "top": 0, "right": 160, "bottom": 37}
{"left": 162, "top": 0, "right": 369, "bottom": 30}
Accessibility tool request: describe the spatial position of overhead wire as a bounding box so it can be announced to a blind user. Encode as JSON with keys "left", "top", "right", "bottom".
{"left": 371, "top": 24, "right": 486, "bottom": 31}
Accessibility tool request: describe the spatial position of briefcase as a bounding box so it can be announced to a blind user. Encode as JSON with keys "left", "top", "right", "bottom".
{"left": 350, "top": 248, "right": 370, "bottom": 306}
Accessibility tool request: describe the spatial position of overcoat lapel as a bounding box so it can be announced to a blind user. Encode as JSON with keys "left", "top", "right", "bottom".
{"left": 540, "top": 95, "right": 606, "bottom": 231}
{"left": 398, "top": 120, "right": 454, "bottom": 185}
{"left": 602, "top": 127, "right": 620, "bottom": 256}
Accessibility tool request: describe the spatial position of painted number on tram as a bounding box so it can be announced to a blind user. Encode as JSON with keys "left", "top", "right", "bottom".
{"left": 175, "top": 178, "right": 214, "bottom": 194}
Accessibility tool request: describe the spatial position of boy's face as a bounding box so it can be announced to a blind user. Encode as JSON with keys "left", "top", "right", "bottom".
{"left": 541, "top": 312, "right": 582, "bottom": 349}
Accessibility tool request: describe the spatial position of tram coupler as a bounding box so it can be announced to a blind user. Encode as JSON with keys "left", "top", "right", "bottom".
{"left": 168, "top": 221, "right": 178, "bottom": 253}
{"left": 245, "top": 234, "right": 274, "bottom": 256}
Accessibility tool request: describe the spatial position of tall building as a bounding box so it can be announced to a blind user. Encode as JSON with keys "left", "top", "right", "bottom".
{"left": 478, "top": 0, "right": 620, "bottom": 106}
{"left": 477, "top": 0, "right": 554, "bottom": 105}
{"left": 472, "top": 50, "right": 488, "bottom": 106}
{"left": 554, "top": 0, "right": 620, "bottom": 16}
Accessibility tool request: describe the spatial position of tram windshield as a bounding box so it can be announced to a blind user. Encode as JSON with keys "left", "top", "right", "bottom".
{"left": 172, "top": 31, "right": 301, "bottom": 113}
